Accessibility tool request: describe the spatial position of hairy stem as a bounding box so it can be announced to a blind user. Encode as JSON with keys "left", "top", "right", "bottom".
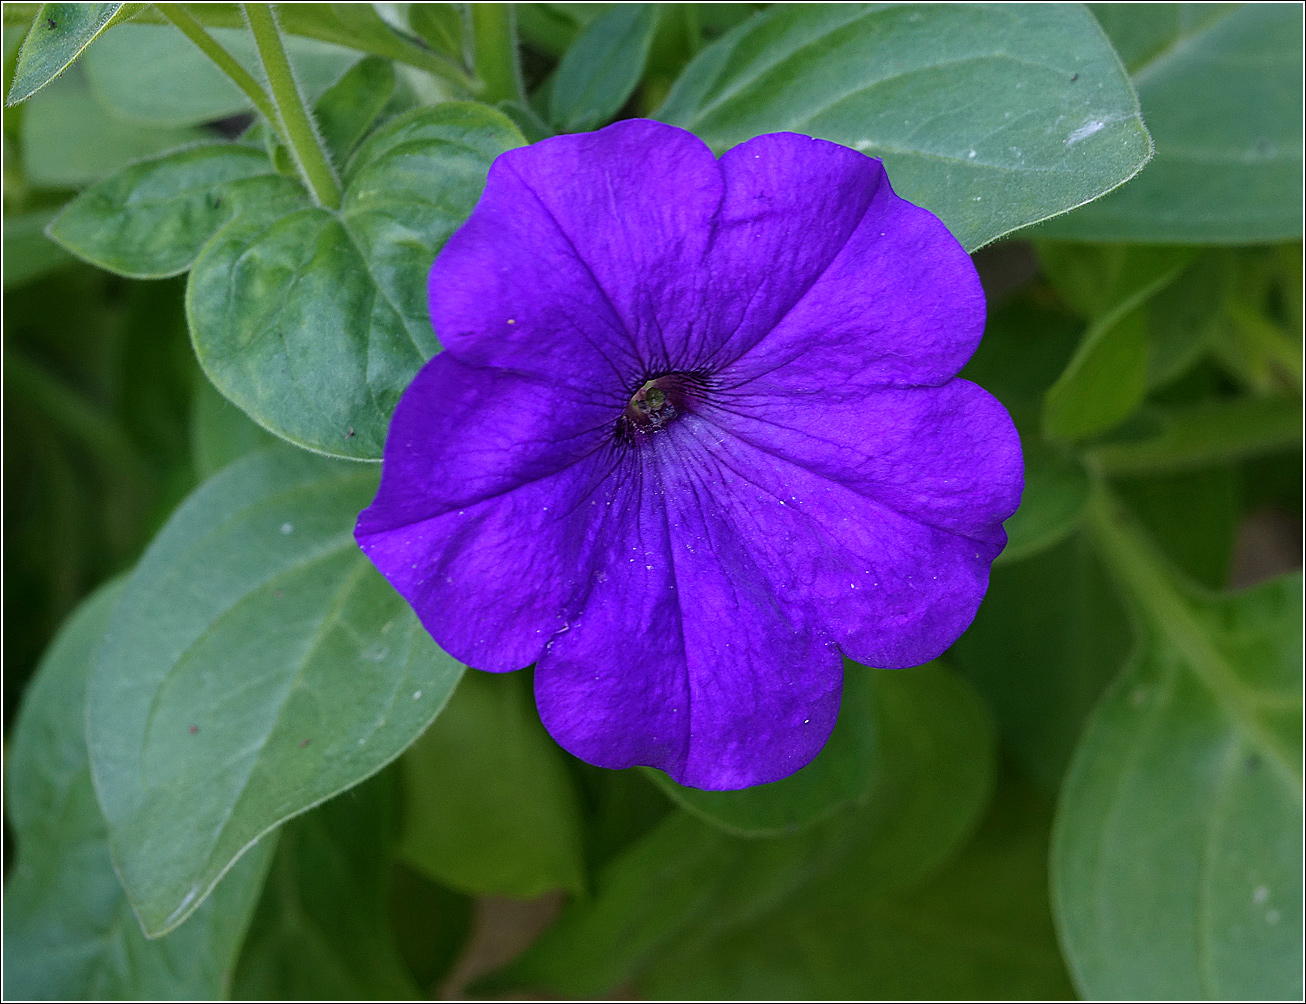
{"left": 157, "top": 3, "right": 281, "bottom": 135}
{"left": 470, "top": 3, "right": 524, "bottom": 104}
{"left": 244, "top": 3, "right": 341, "bottom": 210}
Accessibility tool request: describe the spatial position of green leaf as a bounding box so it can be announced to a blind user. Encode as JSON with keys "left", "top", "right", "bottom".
{"left": 1037, "top": 242, "right": 1197, "bottom": 319}
{"left": 1089, "top": 2, "right": 1235, "bottom": 70}
{"left": 1218, "top": 304, "right": 1304, "bottom": 396}
{"left": 389, "top": 862, "right": 474, "bottom": 994}
{"left": 953, "top": 532, "right": 1135, "bottom": 793}
{"left": 236, "top": 61, "right": 417, "bottom": 192}
{"left": 642, "top": 774, "right": 1074, "bottom": 1000}
{"left": 0, "top": 266, "right": 202, "bottom": 679}
{"left": 1090, "top": 396, "right": 1303, "bottom": 475}
{"left": 189, "top": 374, "right": 278, "bottom": 480}
{"left": 818, "top": 663, "right": 998, "bottom": 894}
{"left": 1038, "top": 242, "right": 1233, "bottom": 391}
{"left": 962, "top": 297, "right": 1083, "bottom": 405}
{"left": 187, "top": 103, "right": 525, "bottom": 459}
{"left": 1195, "top": 245, "right": 1303, "bottom": 394}
{"left": 20, "top": 63, "right": 207, "bottom": 188}
{"left": 86, "top": 446, "right": 465, "bottom": 936}
{"left": 313, "top": 55, "right": 396, "bottom": 167}
{"left": 1116, "top": 467, "right": 1240, "bottom": 590}
{"left": 408, "top": 3, "right": 466, "bottom": 61}
{"left": 656, "top": 3, "right": 1152, "bottom": 251}
{"left": 82, "top": 23, "right": 362, "bottom": 128}
{"left": 231, "top": 770, "right": 422, "bottom": 1000}
{"left": 515, "top": 2, "right": 613, "bottom": 57}
{"left": 276, "top": 2, "right": 448, "bottom": 79}
{"left": 399, "top": 670, "right": 586, "bottom": 898}
{"left": 1042, "top": 246, "right": 1195, "bottom": 441}
{"left": 494, "top": 97, "right": 556, "bottom": 143}
{"left": 6, "top": 1, "right": 122, "bottom": 105}
{"left": 646, "top": 661, "right": 880, "bottom": 836}
{"left": 491, "top": 809, "right": 731, "bottom": 997}
{"left": 2, "top": 206, "right": 73, "bottom": 287}
{"left": 1055, "top": 496, "right": 1303, "bottom": 999}
{"left": 696, "top": 3, "right": 767, "bottom": 38}
{"left": 1145, "top": 251, "right": 1232, "bottom": 387}
{"left": 3, "top": 578, "right": 275, "bottom": 1000}
{"left": 8, "top": 2, "right": 475, "bottom": 86}
{"left": 1044, "top": 307, "right": 1149, "bottom": 441}
{"left": 570, "top": 762, "right": 673, "bottom": 875}
{"left": 1039, "top": 4, "right": 1304, "bottom": 243}
{"left": 639, "top": 4, "right": 699, "bottom": 111}
{"left": 47, "top": 143, "right": 285, "bottom": 279}
{"left": 491, "top": 662, "right": 995, "bottom": 997}
{"left": 548, "top": 3, "right": 659, "bottom": 132}
{"left": 1000, "top": 436, "right": 1091, "bottom": 565}
{"left": 961, "top": 297, "right": 1090, "bottom": 564}
{"left": 1205, "top": 245, "right": 1303, "bottom": 395}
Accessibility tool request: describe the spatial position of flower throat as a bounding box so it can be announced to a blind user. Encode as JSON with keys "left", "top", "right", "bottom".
{"left": 616, "top": 372, "right": 706, "bottom": 445}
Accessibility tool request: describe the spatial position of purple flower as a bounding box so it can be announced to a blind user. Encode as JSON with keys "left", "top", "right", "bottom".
{"left": 355, "top": 120, "right": 1022, "bottom": 790}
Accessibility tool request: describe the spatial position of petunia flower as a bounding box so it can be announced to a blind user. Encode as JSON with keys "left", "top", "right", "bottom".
{"left": 355, "top": 119, "right": 1022, "bottom": 791}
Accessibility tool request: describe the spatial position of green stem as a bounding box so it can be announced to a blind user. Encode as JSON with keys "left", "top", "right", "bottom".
{"left": 1089, "top": 397, "right": 1302, "bottom": 475}
{"left": 1084, "top": 487, "right": 1183, "bottom": 617}
{"left": 4, "top": 4, "right": 480, "bottom": 90}
{"left": 1085, "top": 486, "right": 1300, "bottom": 785}
{"left": 3, "top": 350, "right": 151, "bottom": 480}
{"left": 157, "top": 3, "right": 282, "bottom": 135}
{"left": 470, "top": 3, "right": 523, "bottom": 104}
{"left": 244, "top": 3, "right": 341, "bottom": 210}
{"left": 1226, "top": 301, "right": 1304, "bottom": 393}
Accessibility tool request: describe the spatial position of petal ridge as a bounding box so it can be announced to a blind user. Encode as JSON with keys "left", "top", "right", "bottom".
{"left": 534, "top": 428, "right": 842, "bottom": 789}
{"left": 669, "top": 415, "right": 1002, "bottom": 669}
{"left": 697, "top": 136, "right": 886, "bottom": 373}
{"left": 697, "top": 382, "right": 1021, "bottom": 545}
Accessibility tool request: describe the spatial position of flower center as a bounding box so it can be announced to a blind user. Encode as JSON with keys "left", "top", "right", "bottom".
{"left": 628, "top": 378, "right": 676, "bottom": 426}
{"left": 617, "top": 373, "right": 704, "bottom": 445}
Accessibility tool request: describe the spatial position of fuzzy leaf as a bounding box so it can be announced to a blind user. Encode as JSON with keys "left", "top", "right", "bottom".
{"left": 86, "top": 447, "right": 464, "bottom": 935}
{"left": 657, "top": 3, "right": 1152, "bottom": 250}
{"left": 4, "top": 579, "right": 274, "bottom": 999}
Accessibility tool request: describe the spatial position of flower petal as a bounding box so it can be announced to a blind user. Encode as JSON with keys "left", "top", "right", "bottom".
{"left": 704, "top": 378, "right": 1023, "bottom": 539}
{"left": 355, "top": 353, "right": 618, "bottom": 671}
{"left": 428, "top": 119, "right": 722, "bottom": 388}
{"left": 690, "top": 131, "right": 888, "bottom": 370}
{"left": 429, "top": 123, "right": 936, "bottom": 386}
{"left": 671, "top": 412, "right": 1010, "bottom": 669}
{"left": 371, "top": 121, "right": 1018, "bottom": 792}
{"left": 534, "top": 426, "right": 842, "bottom": 790}
{"left": 720, "top": 161, "right": 986, "bottom": 390}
